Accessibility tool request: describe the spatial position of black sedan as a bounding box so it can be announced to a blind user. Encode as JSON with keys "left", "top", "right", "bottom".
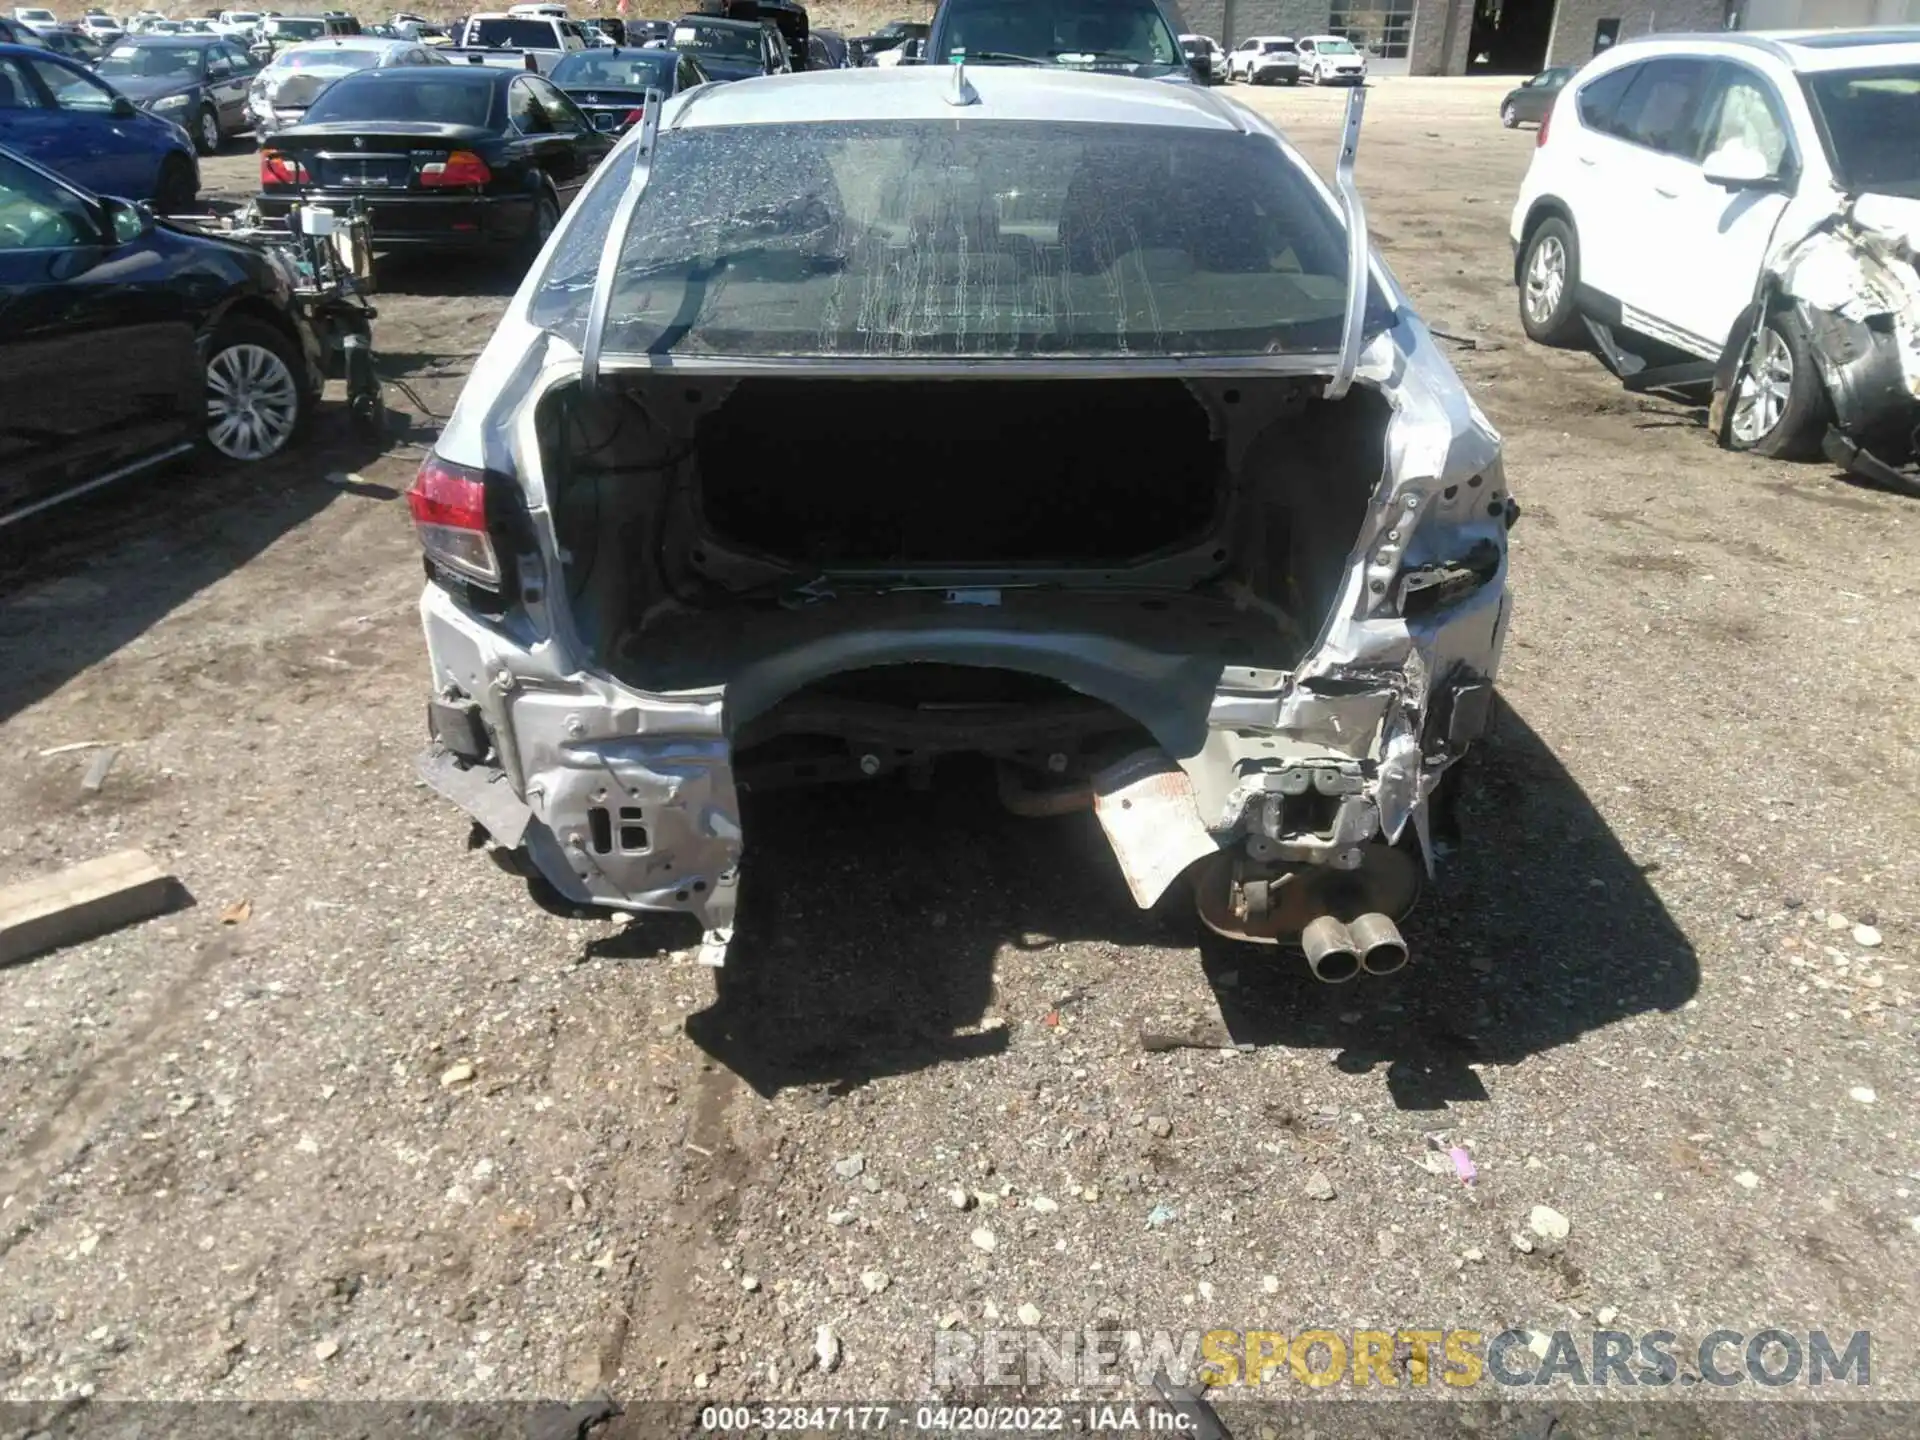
{"left": 92, "top": 34, "right": 260, "bottom": 155}
{"left": 255, "top": 66, "right": 612, "bottom": 259}
{"left": 0, "top": 144, "right": 322, "bottom": 527}
{"left": 1499, "top": 66, "right": 1572, "bottom": 128}
{"left": 548, "top": 47, "right": 708, "bottom": 135}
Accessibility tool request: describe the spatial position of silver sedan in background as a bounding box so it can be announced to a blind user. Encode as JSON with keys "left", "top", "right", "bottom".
{"left": 247, "top": 35, "right": 445, "bottom": 138}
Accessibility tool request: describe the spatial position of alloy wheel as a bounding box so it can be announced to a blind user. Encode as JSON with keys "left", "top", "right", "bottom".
{"left": 199, "top": 108, "right": 220, "bottom": 153}
{"left": 1730, "top": 327, "right": 1793, "bottom": 444}
{"left": 206, "top": 342, "right": 299, "bottom": 460}
{"left": 1524, "top": 234, "right": 1566, "bottom": 326}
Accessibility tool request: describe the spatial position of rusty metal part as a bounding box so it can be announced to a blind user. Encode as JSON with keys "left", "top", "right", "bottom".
{"left": 1191, "top": 842, "right": 1421, "bottom": 946}
{"left": 1091, "top": 749, "right": 1221, "bottom": 908}
{"left": 1301, "top": 915, "right": 1361, "bottom": 983}
{"left": 1348, "top": 910, "right": 1409, "bottom": 975}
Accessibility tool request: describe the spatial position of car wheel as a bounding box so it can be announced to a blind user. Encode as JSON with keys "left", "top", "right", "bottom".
{"left": 1501, "top": 100, "right": 1518, "bottom": 128}
{"left": 155, "top": 153, "right": 197, "bottom": 213}
{"left": 204, "top": 318, "right": 305, "bottom": 462}
{"left": 193, "top": 105, "right": 221, "bottom": 157}
{"left": 521, "top": 191, "right": 560, "bottom": 265}
{"left": 1518, "top": 216, "right": 1584, "bottom": 347}
{"left": 1726, "top": 310, "right": 1828, "bottom": 460}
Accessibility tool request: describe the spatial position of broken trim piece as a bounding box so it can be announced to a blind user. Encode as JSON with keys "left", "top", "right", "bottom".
{"left": 1325, "top": 85, "right": 1368, "bottom": 402}
{"left": 581, "top": 88, "right": 665, "bottom": 393}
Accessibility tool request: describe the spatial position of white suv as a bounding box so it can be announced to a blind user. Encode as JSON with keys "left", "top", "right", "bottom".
{"left": 1227, "top": 36, "right": 1300, "bottom": 85}
{"left": 1297, "top": 35, "right": 1366, "bottom": 84}
{"left": 1509, "top": 28, "right": 1920, "bottom": 466}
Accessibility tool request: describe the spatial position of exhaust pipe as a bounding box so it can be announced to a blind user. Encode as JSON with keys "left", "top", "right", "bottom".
{"left": 1301, "top": 915, "right": 1361, "bottom": 984}
{"left": 1349, "top": 912, "right": 1409, "bottom": 976}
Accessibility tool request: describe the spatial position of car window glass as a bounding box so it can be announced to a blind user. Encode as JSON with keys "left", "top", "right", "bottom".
{"left": 1705, "top": 67, "right": 1789, "bottom": 173}
{"left": 1613, "top": 57, "right": 1710, "bottom": 158}
{"left": 508, "top": 77, "right": 553, "bottom": 132}
{"left": 530, "top": 76, "right": 587, "bottom": 131}
{"left": 208, "top": 50, "right": 233, "bottom": 75}
{"left": 0, "top": 56, "right": 50, "bottom": 108}
{"left": 533, "top": 118, "right": 1393, "bottom": 360}
{"left": 25, "top": 56, "right": 115, "bottom": 111}
{"left": 0, "top": 155, "right": 97, "bottom": 249}
{"left": 1576, "top": 63, "right": 1639, "bottom": 135}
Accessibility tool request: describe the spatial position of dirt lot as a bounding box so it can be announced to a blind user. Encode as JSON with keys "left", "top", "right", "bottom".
{"left": 2, "top": 76, "right": 1917, "bottom": 1426}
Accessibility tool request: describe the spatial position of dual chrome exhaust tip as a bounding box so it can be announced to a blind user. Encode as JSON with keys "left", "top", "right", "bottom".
{"left": 1300, "top": 912, "right": 1409, "bottom": 983}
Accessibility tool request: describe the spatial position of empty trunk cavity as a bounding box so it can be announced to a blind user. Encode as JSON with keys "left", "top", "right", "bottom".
{"left": 536, "top": 373, "right": 1391, "bottom": 740}
{"left": 697, "top": 378, "right": 1222, "bottom": 568}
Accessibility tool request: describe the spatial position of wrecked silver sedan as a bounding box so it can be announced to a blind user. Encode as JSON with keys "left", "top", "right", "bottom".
{"left": 409, "top": 63, "right": 1513, "bottom": 980}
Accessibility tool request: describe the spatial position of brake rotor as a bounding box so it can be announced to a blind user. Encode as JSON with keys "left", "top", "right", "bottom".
{"left": 1192, "top": 842, "right": 1423, "bottom": 946}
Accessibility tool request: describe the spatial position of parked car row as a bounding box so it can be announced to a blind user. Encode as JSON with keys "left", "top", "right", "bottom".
{"left": 0, "top": 5, "right": 823, "bottom": 535}
{"left": 1226, "top": 34, "right": 1368, "bottom": 86}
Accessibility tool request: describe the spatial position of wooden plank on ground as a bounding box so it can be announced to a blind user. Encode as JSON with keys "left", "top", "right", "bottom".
{"left": 0, "top": 850, "right": 182, "bottom": 967}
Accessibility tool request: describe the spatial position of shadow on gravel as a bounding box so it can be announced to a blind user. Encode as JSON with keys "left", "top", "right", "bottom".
{"left": 681, "top": 702, "right": 1698, "bottom": 1102}
{"left": 375, "top": 252, "right": 528, "bottom": 300}
{"left": 682, "top": 753, "right": 1184, "bottom": 1097}
{"left": 0, "top": 414, "right": 393, "bottom": 725}
{"left": 1203, "top": 699, "right": 1701, "bottom": 1110}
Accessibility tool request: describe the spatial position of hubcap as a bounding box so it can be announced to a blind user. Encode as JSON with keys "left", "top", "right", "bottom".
{"left": 200, "top": 111, "right": 219, "bottom": 150}
{"left": 1503, "top": 102, "right": 1516, "bottom": 125}
{"left": 1524, "top": 235, "right": 1566, "bottom": 325}
{"left": 1731, "top": 327, "right": 1793, "bottom": 444}
{"left": 206, "top": 342, "right": 298, "bottom": 460}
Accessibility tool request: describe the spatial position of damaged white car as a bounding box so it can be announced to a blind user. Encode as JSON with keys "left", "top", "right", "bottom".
{"left": 410, "top": 63, "right": 1513, "bottom": 981}
{"left": 1511, "top": 28, "right": 1920, "bottom": 488}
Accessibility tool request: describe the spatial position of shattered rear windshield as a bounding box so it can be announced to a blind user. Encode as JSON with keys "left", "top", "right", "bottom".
{"left": 1805, "top": 65, "right": 1920, "bottom": 197}
{"left": 530, "top": 119, "right": 1389, "bottom": 359}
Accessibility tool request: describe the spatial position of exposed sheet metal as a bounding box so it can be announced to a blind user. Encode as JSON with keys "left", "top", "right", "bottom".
{"left": 1090, "top": 749, "right": 1220, "bottom": 909}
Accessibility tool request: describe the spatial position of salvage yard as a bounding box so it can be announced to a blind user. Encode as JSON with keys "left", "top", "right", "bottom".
{"left": 2, "top": 73, "right": 1918, "bottom": 1418}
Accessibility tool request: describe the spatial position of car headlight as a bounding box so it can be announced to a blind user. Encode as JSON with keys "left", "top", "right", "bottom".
{"left": 151, "top": 92, "right": 192, "bottom": 113}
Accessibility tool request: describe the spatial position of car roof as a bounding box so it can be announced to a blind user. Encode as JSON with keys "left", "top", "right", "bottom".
{"left": 676, "top": 16, "right": 763, "bottom": 32}
{"left": 276, "top": 35, "right": 409, "bottom": 53}
{"left": 671, "top": 65, "right": 1247, "bottom": 131}
{"left": 559, "top": 45, "right": 680, "bottom": 61}
{"left": 343, "top": 61, "right": 504, "bottom": 84}
{"left": 1615, "top": 26, "right": 1920, "bottom": 73}
{"left": 113, "top": 33, "right": 222, "bottom": 45}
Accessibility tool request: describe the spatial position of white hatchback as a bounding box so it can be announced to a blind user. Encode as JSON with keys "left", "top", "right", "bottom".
{"left": 1509, "top": 27, "right": 1920, "bottom": 466}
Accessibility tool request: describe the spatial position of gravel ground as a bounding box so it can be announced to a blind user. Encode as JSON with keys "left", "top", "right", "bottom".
{"left": 1, "top": 77, "right": 1916, "bottom": 1427}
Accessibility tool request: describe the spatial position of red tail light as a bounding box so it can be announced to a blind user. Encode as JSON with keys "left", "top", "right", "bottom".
{"left": 1537, "top": 101, "right": 1553, "bottom": 147}
{"left": 419, "top": 150, "right": 492, "bottom": 188}
{"left": 260, "top": 149, "right": 310, "bottom": 185}
{"left": 408, "top": 454, "right": 501, "bottom": 586}
{"left": 622, "top": 106, "right": 645, "bottom": 126}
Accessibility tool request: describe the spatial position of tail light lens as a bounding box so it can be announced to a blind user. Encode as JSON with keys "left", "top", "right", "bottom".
{"left": 1537, "top": 101, "right": 1553, "bottom": 147}
{"left": 622, "top": 106, "right": 645, "bottom": 126}
{"left": 260, "top": 149, "right": 310, "bottom": 185}
{"left": 408, "top": 454, "right": 501, "bottom": 587}
{"left": 419, "top": 150, "right": 492, "bottom": 188}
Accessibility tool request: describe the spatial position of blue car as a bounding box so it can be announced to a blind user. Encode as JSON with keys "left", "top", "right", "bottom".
{"left": 0, "top": 43, "right": 199, "bottom": 210}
